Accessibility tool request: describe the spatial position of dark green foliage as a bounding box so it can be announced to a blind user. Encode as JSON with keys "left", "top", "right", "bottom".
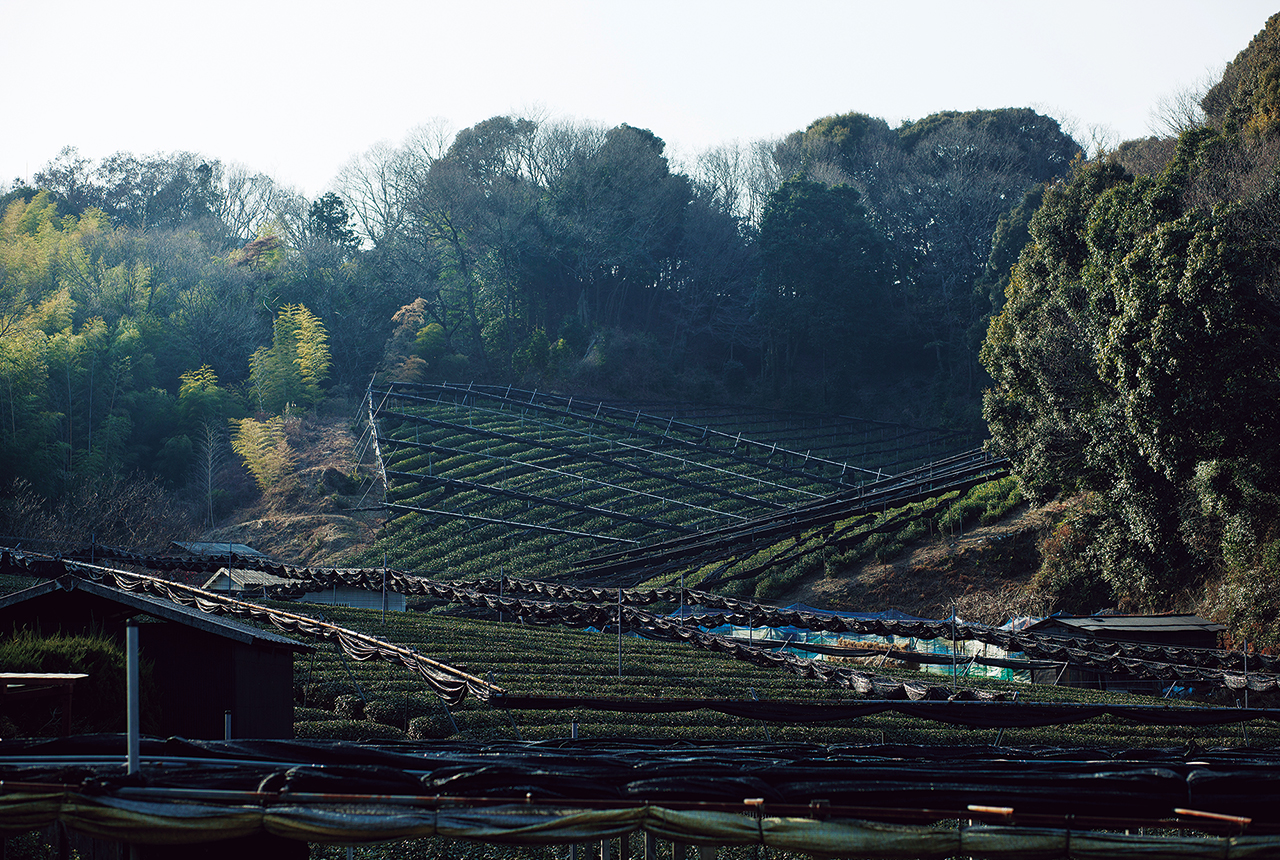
{"left": 939, "top": 477, "right": 1024, "bottom": 532}
{"left": 758, "top": 179, "right": 889, "bottom": 396}
{"left": 333, "top": 693, "right": 366, "bottom": 720}
{"left": 1202, "top": 12, "right": 1280, "bottom": 137}
{"left": 407, "top": 713, "right": 456, "bottom": 739}
{"left": 0, "top": 631, "right": 159, "bottom": 735}
{"left": 294, "top": 719, "right": 407, "bottom": 741}
{"left": 365, "top": 693, "right": 439, "bottom": 728}
{"left": 982, "top": 107, "right": 1280, "bottom": 610}
{"left": 308, "top": 192, "right": 359, "bottom": 252}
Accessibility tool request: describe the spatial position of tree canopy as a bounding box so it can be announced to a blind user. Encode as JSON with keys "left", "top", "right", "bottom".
{"left": 982, "top": 60, "right": 1280, "bottom": 622}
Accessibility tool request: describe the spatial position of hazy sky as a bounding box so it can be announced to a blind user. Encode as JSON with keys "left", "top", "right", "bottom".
{"left": 3, "top": 1, "right": 1276, "bottom": 198}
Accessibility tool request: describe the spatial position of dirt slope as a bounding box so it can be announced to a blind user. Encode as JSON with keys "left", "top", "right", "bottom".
{"left": 206, "top": 410, "right": 1058, "bottom": 621}
{"left": 787, "top": 502, "right": 1068, "bottom": 624}
{"left": 201, "top": 412, "right": 384, "bottom": 567}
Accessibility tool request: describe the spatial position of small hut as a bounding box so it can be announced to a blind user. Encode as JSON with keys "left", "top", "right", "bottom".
{"left": 202, "top": 568, "right": 407, "bottom": 612}
{"left": 0, "top": 576, "right": 310, "bottom": 738}
{"left": 1025, "top": 613, "right": 1225, "bottom": 692}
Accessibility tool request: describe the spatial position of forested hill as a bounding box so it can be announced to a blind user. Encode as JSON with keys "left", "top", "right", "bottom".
{"left": 5, "top": 12, "right": 1280, "bottom": 646}
{"left": 981, "top": 13, "right": 1280, "bottom": 639}
{"left": 0, "top": 104, "right": 1078, "bottom": 536}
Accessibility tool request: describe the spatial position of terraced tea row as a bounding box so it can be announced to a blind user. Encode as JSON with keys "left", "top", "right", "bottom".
{"left": 289, "top": 604, "right": 1280, "bottom": 749}
{"left": 359, "top": 383, "right": 975, "bottom": 578}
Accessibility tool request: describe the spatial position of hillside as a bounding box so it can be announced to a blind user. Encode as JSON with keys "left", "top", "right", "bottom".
{"left": 205, "top": 396, "right": 1049, "bottom": 625}
{"left": 792, "top": 501, "right": 1056, "bottom": 624}
{"left": 198, "top": 406, "right": 383, "bottom": 567}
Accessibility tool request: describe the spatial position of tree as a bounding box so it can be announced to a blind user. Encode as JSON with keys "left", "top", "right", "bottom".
{"left": 308, "top": 192, "right": 359, "bottom": 252}
{"left": 982, "top": 126, "right": 1280, "bottom": 607}
{"left": 757, "top": 179, "right": 888, "bottom": 400}
{"left": 229, "top": 415, "right": 291, "bottom": 492}
{"left": 794, "top": 109, "right": 1082, "bottom": 408}
{"left": 249, "top": 304, "right": 331, "bottom": 413}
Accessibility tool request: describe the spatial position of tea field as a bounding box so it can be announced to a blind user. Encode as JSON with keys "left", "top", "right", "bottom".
{"left": 286, "top": 602, "right": 1279, "bottom": 750}
{"left": 353, "top": 383, "right": 1003, "bottom": 593}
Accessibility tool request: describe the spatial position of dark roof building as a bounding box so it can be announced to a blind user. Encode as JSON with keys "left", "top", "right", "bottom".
{"left": 1023, "top": 613, "right": 1226, "bottom": 693}
{"left": 1025, "top": 613, "right": 1225, "bottom": 649}
{"left": 202, "top": 568, "right": 407, "bottom": 612}
{"left": 0, "top": 576, "right": 310, "bottom": 739}
{"left": 171, "top": 541, "right": 268, "bottom": 559}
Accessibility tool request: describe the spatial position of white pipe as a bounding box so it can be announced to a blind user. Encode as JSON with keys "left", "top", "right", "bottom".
{"left": 126, "top": 622, "right": 140, "bottom": 775}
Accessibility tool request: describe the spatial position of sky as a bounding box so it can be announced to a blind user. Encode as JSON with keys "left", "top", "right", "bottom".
{"left": 2, "top": 0, "right": 1276, "bottom": 198}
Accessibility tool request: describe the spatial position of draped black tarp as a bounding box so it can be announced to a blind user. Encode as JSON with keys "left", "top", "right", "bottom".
{"left": 0, "top": 552, "right": 497, "bottom": 705}
{"left": 4, "top": 735, "right": 1280, "bottom": 825}
{"left": 6, "top": 548, "right": 1277, "bottom": 693}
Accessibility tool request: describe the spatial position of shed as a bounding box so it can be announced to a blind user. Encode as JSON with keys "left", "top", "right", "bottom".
{"left": 0, "top": 576, "right": 310, "bottom": 739}
{"left": 1024, "top": 613, "right": 1226, "bottom": 692}
{"left": 1025, "top": 613, "right": 1225, "bottom": 649}
{"left": 203, "top": 568, "right": 407, "bottom": 612}
{"left": 172, "top": 540, "right": 269, "bottom": 560}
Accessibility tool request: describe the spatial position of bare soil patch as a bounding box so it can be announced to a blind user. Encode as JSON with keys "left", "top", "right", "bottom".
{"left": 788, "top": 501, "right": 1071, "bottom": 624}
{"left": 202, "top": 411, "right": 383, "bottom": 567}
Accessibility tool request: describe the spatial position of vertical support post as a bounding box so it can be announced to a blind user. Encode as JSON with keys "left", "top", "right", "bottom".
{"left": 679, "top": 572, "right": 684, "bottom": 627}
{"left": 382, "top": 553, "right": 388, "bottom": 625}
{"left": 749, "top": 688, "right": 772, "bottom": 742}
{"left": 951, "top": 604, "right": 958, "bottom": 693}
{"left": 644, "top": 833, "right": 656, "bottom": 860}
{"left": 618, "top": 588, "right": 623, "bottom": 678}
{"left": 437, "top": 693, "right": 459, "bottom": 735}
{"left": 600, "top": 838, "right": 612, "bottom": 860}
{"left": 1243, "top": 641, "right": 1250, "bottom": 746}
{"left": 1244, "top": 641, "right": 1249, "bottom": 710}
{"left": 126, "top": 621, "right": 140, "bottom": 775}
{"left": 224, "top": 709, "right": 232, "bottom": 741}
{"left": 572, "top": 719, "right": 579, "bottom": 739}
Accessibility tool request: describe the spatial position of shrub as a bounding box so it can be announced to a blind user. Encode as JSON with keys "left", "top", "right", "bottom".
{"left": 0, "top": 631, "right": 159, "bottom": 735}
{"left": 294, "top": 720, "right": 406, "bottom": 741}
{"left": 1033, "top": 495, "right": 1118, "bottom": 613}
{"left": 365, "top": 693, "right": 438, "bottom": 727}
{"left": 939, "top": 477, "right": 1024, "bottom": 532}
{"left": 299, "top": 680, "right": 349, "bottom": 709}
{"left": 333, "top": 694, "right": 365, "bottom": 719}
{"left": 407, "top": 714, "right": 456, "bottom": 740}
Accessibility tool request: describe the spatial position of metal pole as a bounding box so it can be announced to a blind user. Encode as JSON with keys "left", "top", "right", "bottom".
{"left": 224, "top": 710, "right": 231, "bottom": 741}
{"left": 618, "top": 588, "right": 623, "bottom": 678}
{"left": 951, "top": 603, "right": 958, "bottom": 692}
{"left": 382, "top": 553, "right": 388, "bottom": 625}
{"left": 679, "top": 572, "right": 684, "bottom": 626}
{"left": 126, "top": 621, "right": 140, "bottom": 775}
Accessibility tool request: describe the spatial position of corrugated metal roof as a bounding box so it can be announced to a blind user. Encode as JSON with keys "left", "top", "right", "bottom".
{"left": 1029, "top": 614, "right": 1225, "bottom": 635}
{"left": 203, "top": 568, "right": 295, "bottom": 589}
{"left": 172, "top": 541, "right": 268, "bottom": 558}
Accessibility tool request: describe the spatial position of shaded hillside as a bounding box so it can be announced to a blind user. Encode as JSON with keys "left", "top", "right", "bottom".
{"left": 198, "top": 407, "right": 383, "bottom": 566}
